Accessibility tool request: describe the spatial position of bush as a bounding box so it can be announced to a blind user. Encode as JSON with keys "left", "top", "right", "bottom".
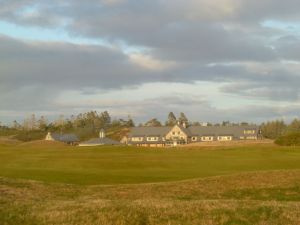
{"left": 0, "top": 127, "right": 18, "bottom": 136}
{"left": 275, "top": 132, "right": 300, "bottom": 146}
{"left": 14, "top": 130, "right": 47, "bottom": 142}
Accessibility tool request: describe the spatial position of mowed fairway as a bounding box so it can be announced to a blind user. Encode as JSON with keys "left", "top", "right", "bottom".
{"left": 1, "top": 142, "right": 300, "bottom": 225}
{"left": 1, "top": 143, "right": 300, "bottom": 185}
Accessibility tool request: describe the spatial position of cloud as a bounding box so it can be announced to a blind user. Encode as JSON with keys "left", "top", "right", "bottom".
{"left": 1, "top": 35, "right": 300, "bottom": 114}
{"left": 0, "top": 1, "right": 284, "bottom": 63}
{"left": 129, "top": 53, "right": 176, "bottom": 71}
{"left": 1, "top": 1, "right": 300, "bottom": 123}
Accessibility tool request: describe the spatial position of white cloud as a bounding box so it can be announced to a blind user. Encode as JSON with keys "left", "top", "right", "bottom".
{"left": 129, "top": 53, "right": 176, "bottom": 71}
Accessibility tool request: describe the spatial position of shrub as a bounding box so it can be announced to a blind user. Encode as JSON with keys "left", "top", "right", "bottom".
{"left": 275, "top": 132, "right": 300, "bottom": 146}
{"left": 14, "top": 130, "right": 47, "bottom": 142}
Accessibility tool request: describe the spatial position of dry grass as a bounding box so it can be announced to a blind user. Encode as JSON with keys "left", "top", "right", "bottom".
{"left": 1, "top": 143, "right": 300, "bottom": 224}
{"left": 18, "top": 140, "right": 68, "bottom": 148}
{"left": 1, "top": 170, "right": 300, "bottom": 225}
{"left": 184, "top": 139, "right": 274, "bottom": 147}
{"left": 0, "top": 137, "right": 21, "bottom": 146}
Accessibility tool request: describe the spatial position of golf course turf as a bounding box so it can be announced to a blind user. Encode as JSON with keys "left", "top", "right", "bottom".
{"left": 1, "top": 142, "right": 300, "bottom": 224}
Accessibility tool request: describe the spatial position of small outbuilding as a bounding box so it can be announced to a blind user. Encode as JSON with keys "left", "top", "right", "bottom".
{"left": 79, "top": 129, "right": 121, "bottom": 147}
{"left": 45, "top": 132, "right": 79, "bottom": 145}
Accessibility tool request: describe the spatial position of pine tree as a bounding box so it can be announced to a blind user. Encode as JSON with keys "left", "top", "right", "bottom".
{"left": 166, "top": 112, "right": 177, "bottom": 126}
{"left": 178, "top": 112, "right": 188, "bottom": 125}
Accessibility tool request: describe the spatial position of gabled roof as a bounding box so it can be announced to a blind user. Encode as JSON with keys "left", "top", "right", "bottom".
{"left": 79, "top": 137, "right": 120, "bottom": 146}
{"left": 50, "top": 133, "right": 79, "bottom": 142}
{"left": 60, "top": 134, "right": 80, "bottom": 142}
{"left": 127, "top": 125, "right": 259, "bottom": 138}
{"left": 187, "top": 125, "right": 259, "bottom": 137}
{"left": 128, "top": 126, "right": 172, "bottom": 137}
{"left": 50, "top": 133, "right": 62, "bottom": 141}
{"left": 175, "top": 124, "right": 192, "bottom": 136}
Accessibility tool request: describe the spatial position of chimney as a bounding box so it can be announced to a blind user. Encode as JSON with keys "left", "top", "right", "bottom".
{"left": 99, "top": 129, "right": 105, "bottom": 138}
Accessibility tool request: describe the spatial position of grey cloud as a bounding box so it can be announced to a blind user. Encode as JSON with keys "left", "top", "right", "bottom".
{"left": 0, "top": 0, "right": 285, "bottom": 63}
{"left": 0, "top": 35, "right": 146, "bottom": 90}
{"left": 1, "top": 1, "right": 300, "bottom": 122}
{"left": 275, "top": 35, "right": 300, "bottom": 60}
{"left": 218, "top": 65, "right": 300, "bottom": 101}
{"left": 221, "top": 82, "right": 300, "bottom": 101}
{"left": 1, "top": 35, "right": 300, "bottom": 116}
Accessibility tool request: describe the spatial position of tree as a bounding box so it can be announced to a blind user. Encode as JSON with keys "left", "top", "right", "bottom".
{"left": 37, "top": 116, "right": 48, "bottom": 131}
{"left": 222, "top": 121, "right": 230, "bottom": 126}
{"left": 28, "top": 114, "right": 37, "bottom": 130}
{"left": 12, "top": 120, "right": 21, "bottom": 130}
{"left": 166, "top": 112, "right": 177, "bottom": 126}
{"left": 192, "top": 121, "right": 201, "bottom": 126}
{"left": 286, "top": 118, "right": 300, "bottom": 134}
{"left": 145, "top": 118, "right": 162, "bottom": 127}
{"left": 240, "top": 122, "right": 249, "bottom": 126}
{"left": 55, "top": 114, "right": 65, "bottom": 133}
{"left": 126, "top": 118, "right": 135, "bottom": 127}
{"left": 178, "top": 112, "right": 188, "bottom": 125}
{"left": 99, "top": 111, "right": 111, "bottom": 128}
{"left": 261, "top": 120, "right": 286, "bottom": 139}
{"left": 22, "top": 114, "right": 37, "bottom": 131}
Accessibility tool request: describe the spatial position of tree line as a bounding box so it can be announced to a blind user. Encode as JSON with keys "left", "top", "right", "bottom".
{"left": 1, "top": 111, "right": 300, "bottom": 141}
{"left": 260, "top": 119, "right": 300, "bottom": 139}
{"left": 142, "top": 112, "right": 253, "bottom": 127}
{"left": 0, "top": 111, "right": 134, "bottom": 141}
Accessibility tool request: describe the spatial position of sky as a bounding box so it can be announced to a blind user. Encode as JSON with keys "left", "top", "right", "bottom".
{"left": 1, "top": 0, "right": 300, "bottom": 125}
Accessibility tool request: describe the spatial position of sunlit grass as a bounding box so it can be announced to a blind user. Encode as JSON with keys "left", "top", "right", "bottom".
{"left": 1, "top": 142, "right": 300, "bottom": 224}
{"left": 0, "top": 143, "right": 300, "bottom": 185}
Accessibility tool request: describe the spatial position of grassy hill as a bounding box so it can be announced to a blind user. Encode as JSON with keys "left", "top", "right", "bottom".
{"left": 1, "top": 143, "right": 300, "bottom": 224}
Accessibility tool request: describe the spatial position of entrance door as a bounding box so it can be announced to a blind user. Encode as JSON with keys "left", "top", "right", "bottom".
{"left": 173, "top": 140, "right": 177, "bottom": 147}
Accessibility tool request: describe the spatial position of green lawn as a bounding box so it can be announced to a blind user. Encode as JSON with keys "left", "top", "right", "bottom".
{"left": 1, "top": 143, "right": 300, "bottom": 225}
{"left": 1, "top": 143, "right": 300, "bottom": 185}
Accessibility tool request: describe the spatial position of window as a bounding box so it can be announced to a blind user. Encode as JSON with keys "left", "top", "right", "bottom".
{"left": 192, "top": 136, "right": 197, "bottom": 141}
{"left": 132, "top": 137, "right": 143, "bottom": 142}
{"left": 147, "top": 137, "right": 159, "bottom": 141}
{"left": 217, "top": 136, "right": 232, "bottom": 141}
{"left": 201, "top": 136, "right": 214, "bottom": 141}
{"left": 172, "top": 132, "right": 176, "bottom": 135}
{"left": 178, "top": 131, "right": 181, "bottom": 135}
{"left": 244, "top": 130, "right": 255, "bottom": 135}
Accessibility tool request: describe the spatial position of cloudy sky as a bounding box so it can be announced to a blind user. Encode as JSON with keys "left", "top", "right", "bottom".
{"left": 1, "top": 0, "right": 300, "bottom": 124}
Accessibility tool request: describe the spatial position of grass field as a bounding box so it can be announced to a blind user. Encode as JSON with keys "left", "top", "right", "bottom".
{"left": 1, "top": 141, "right": 300, "bottom": 224}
